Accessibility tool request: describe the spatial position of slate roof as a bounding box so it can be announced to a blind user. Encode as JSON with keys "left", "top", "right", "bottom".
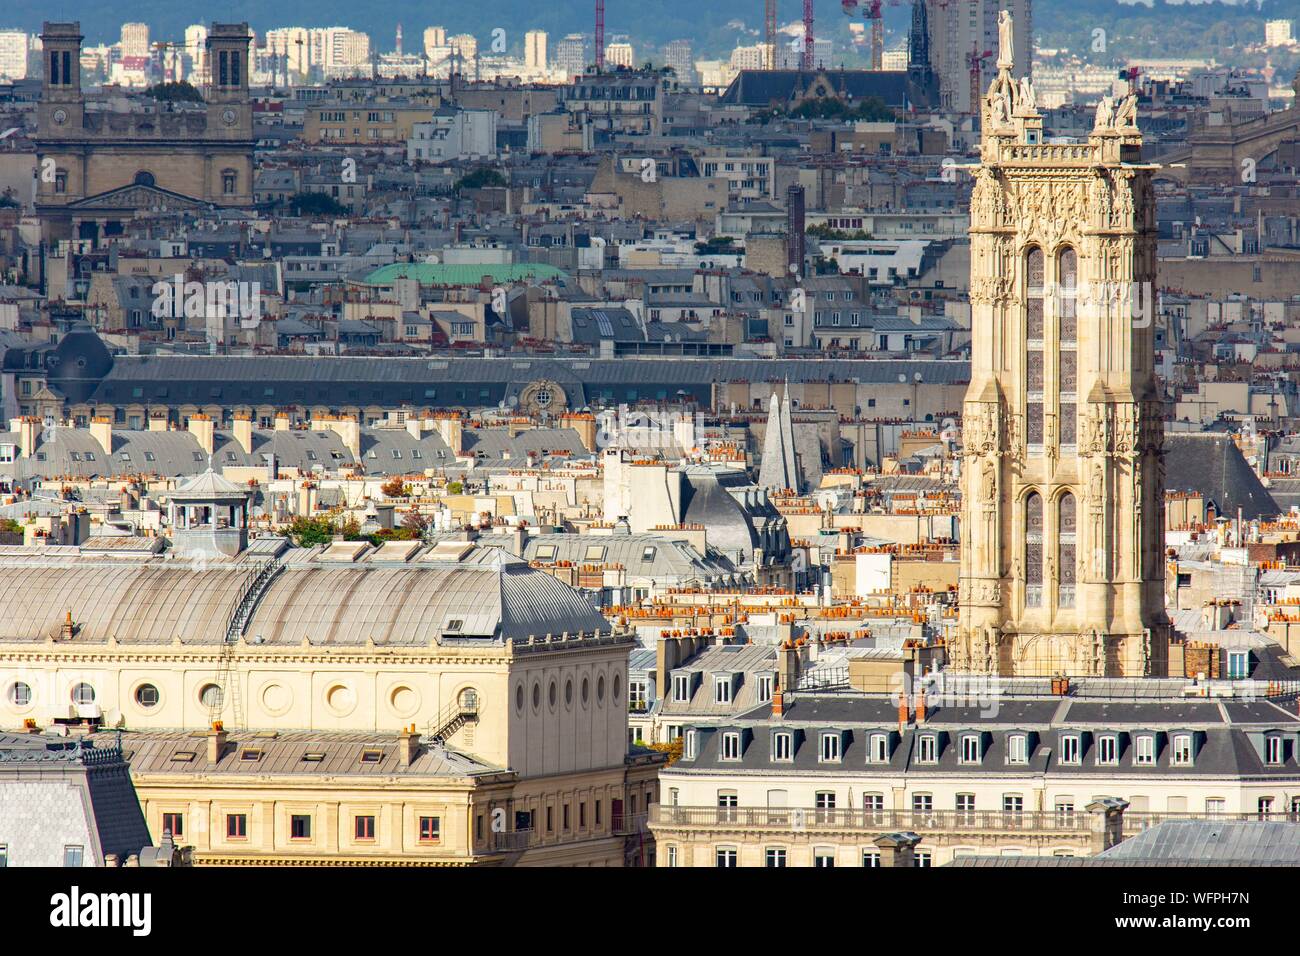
{"left": 719, "top": 69, "right": 919, "bottom": 109}
{"left": 669, "top": 690, "right": 1300, "bottom": 778}
{"left": 0, "top": 732, "right": 151, "bottom": 864}
{"left": 1164, "top": 432, "right": 1279, "bottom": 519}
{"left": 86, "top": 356, "right": 971, "bottom": 410}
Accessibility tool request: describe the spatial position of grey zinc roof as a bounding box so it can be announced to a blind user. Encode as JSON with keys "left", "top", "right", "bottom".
{"left": 97, "top": 730, "right": 505, "bottom": 779}
{"left": 1099, "top": 820, "right": 1300, "bottom": 864}
{"left": 522, "top": 532, "right": 738, "bottom": 583}
{"left": 0, "top": 549, "right": 610, "bottom": 646}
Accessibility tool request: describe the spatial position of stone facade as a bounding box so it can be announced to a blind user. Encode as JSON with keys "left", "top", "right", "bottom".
{"left": 953, "top": 12, "right": 1168, "bottom": 677}
{"left": 35, "top": 22, "right": 255, "bottom": 244}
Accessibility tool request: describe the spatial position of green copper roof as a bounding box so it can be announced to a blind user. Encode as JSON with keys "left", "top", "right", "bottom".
{"left": 363, "top": 262, "right": 568, "bottom": 286}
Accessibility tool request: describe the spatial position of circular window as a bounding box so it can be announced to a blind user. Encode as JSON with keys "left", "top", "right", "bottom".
{"left": 534, "top": 387, "right": 552, "bottom": 408}
{"left": 134, "top": 684, "right": 160, "bottom": 709}
{"left": 9, "top": 681, "right": 32, "bottom": 707}
{"left": 389, "top": 685, "right": 419, "bottom": 718}
{"left": 261, "top": 682, "right": 291, "bottom": 716}
{"left": 548, "top": 680, "right": 557, "bottom": 709}
{"left": 597, "top": 675, "right": 606, "bottom": 703}
{"left": 459, "top": 688, "right": 478, "bottom": 712}
{"left": 198, "top": 684, "right": 223, "bottom": 709}
{"left": 581, "top": 677, "right": 590, "bottom": 705}
{"left": 613, "top": 674, "right": 622, "bottom": 702}
{"left": 565, "top": 679, "right": 573, "bottom": 707}
{"left": 516, "top": 684, "right": 525, "bottom": 713}
{"left": 71, "top": 682, "right": 96, "bottom": 706}
{"left": 325, "top": 684, "right": 356, "bottom": 716}
{"left": 532, "top": 682, "right": 541, "bottom": 710}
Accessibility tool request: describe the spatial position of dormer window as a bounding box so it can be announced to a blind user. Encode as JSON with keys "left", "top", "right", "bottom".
{"left": 684, "top": 730, "right": 698, "bottom": 760}
{"left": 1097, "top": 735, "right": 1119, "bottom": 766}
{"left": 820, "top": 732, "right": 841, "bottom": 763}
{"left": 756, "top": 674, "right": 773, "bottom": 703}
{"left": 773, "top": 731, "right": 793, "bottom": 761}
{"left": 721, "top": 732, "right": 741, "bottom": 760}
{"left": 672, "top": 674, "right": 690, "bottom": 702}
{"left": 959, "top": 734, "right": 981, "bottom": 764}
{"left": 713, "top": 677, "right": 732, "bottom": 704}
{"left": 1265, "top": 736, "right": 1284, "bottom": 766}
{"left": 918, "top": 734, "right": 937, "bottom": 764}
{"left": 1171, "top": 734, "right": 1193, "bottom": 767}
{"left": 1135, "top": 735, "right": 1156, "bottom": 766}
{"left": 1007, "top": 733, "right": 1028, "bottom": 764}
{"left": 1060, "top": 734, "right": 1081, "bottom": 765}
{"left": 869, "top": 733, "right": 889, "bottom": 764}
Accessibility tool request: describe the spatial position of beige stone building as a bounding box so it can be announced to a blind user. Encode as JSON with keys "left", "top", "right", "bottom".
{"left": 0, "top": 499, "right": 665, "bottom": 865}
{"left": 35, "top": 22, "right": 255, "bottom": 244}
{"left": 953, "top": 13, "right": 1167, "bottom": 678}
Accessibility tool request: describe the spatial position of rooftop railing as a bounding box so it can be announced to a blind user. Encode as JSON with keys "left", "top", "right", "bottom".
{"left": 649, "top": 806, "right": 1271, "bottom": 834}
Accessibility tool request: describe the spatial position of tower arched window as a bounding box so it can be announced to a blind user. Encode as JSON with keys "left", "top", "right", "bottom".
{"left": 1025, "top": 492, "right": 1044, "bottom": 608}
{"left": 1025, "top": 248, "right": 1044, "bottom": 453}
{"left": 1058, "top": 493, "right": 1076, "bottom": 608}
{"left": 1058, "top": 247, "right": 1078, "bottom": 449}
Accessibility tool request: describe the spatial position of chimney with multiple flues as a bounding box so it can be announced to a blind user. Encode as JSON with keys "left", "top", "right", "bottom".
{"left": 399, "top": 724, "right": 422, "bottom": 767}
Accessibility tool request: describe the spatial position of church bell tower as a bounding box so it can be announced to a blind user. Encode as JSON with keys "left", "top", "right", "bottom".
{"left": 953, "top": 11, "right": 1167, "bottom": 678}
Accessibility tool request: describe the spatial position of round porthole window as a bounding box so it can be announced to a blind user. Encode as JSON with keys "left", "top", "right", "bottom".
{"left": 72, "top": 682, "right": 96, "bottom": 706}
{"left": 198, "top": 683, "right": 223, "bottom": 709}
{"left": 325, "top": 684, "right": 356, "bottom": 716}
{"left": 9, "top": 681, "right": 32, "bottom": 707}
{"left": 134, "top": 684, "right": 160, "bottom": 709}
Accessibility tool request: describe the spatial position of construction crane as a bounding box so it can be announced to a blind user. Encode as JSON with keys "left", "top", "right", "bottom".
{"left": 866, "top": 0, "right": 883, "bottom": 71}
{"left": 595, "top": 0, "right": 605, "bottom": 71}
{"left": 765, "top": 0, "right": 778, "bottom": 70}
{"left": 803, "top": 0, "right": 815, "bottom": 70}
{"left": 849, "top": 0, "right": 900, "bottom": 72}
{"left": 967, "top": 46, "right": 992, "bottom": 118}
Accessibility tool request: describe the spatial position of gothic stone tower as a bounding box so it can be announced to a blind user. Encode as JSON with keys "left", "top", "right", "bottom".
{"left": 952, "top": 12, "right": 1167, "bottom": 678}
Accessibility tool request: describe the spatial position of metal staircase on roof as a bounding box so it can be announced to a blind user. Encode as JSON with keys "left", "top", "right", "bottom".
{"left": 207, "top": 558, "right": 284, "bottom": 728}
{"left": 427, "top": 691, "right": 480, "bottom": 746}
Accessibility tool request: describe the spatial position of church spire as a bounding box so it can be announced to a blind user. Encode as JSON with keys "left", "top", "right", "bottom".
{"left": 758, "top": 385, "right": 802, "bottom": 494}
{"left": 908, "top": 0, "right": 930, "bottom": 70}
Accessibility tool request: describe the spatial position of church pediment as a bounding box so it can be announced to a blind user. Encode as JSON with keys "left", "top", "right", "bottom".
{"left": 66, "top": 183, "right": 206, "bottom": 212}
